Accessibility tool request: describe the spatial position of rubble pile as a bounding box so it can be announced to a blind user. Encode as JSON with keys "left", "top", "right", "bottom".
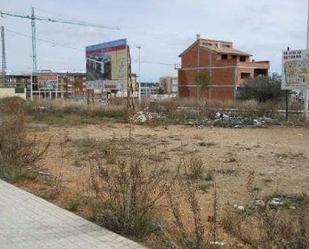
{"left": 132, "top": 109, "right": 279, "bottom": 128}
{"left": 233, "top": 194, "right": 308, "bottom": 213}
{"left": 213, "top": 112, "right": 278, "bottom": 128}
{"left": 132, "top": 111, "right": 162, "bottom": 123}
{"left": 187, "top": 112, "right": 279, "bottom": 129}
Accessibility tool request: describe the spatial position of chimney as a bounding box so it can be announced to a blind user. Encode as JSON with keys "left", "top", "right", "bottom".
{"left": 196, "top": 34, "right": 201, "bottom": 41}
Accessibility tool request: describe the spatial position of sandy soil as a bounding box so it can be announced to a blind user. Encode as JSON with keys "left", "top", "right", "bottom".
{"left": 27, "top": 122, "right": 309, "bottom": 205}
{"left": 18, "top": 122, "right": 309, "bottom": 247}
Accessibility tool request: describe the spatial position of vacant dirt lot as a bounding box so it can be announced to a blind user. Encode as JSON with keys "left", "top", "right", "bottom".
{"left": 25, "top": 122, "right": 309, "bottom": 204}
{"left": 16, "top": 121, "right": 308, "bottom": 247}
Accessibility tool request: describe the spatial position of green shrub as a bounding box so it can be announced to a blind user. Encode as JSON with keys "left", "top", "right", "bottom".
{"left": 239, "top": 73, "right": 287, "bottom": 103}
{"left": 65, "top": 197, "right": 82, "bottom": 212}
{"left": 198, "top": 183, "right": 213, "bottom": 192}
{"left": 203, "top": 170, "right": 214, "bottom": 181}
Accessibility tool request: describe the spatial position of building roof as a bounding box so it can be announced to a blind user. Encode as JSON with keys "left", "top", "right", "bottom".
{"left": 179, "top": 38, "right": 252, "bottom": 57}
{"left": 203, "top": 45, "right": 252, "bottom": 56}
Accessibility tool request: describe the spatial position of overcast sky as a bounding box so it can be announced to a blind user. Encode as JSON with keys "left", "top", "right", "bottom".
{"left": 1, "top": 0, "right": 309, "bottom": 81}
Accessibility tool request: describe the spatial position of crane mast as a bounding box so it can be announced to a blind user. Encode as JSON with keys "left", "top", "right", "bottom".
{"left": 31, "top": 7, "right": 37, "bottom": 74}
{"left": 1, "top": 26, "right": 6, "bottom": 86}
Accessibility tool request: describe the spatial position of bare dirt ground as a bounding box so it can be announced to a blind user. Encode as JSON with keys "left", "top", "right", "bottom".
{"left": 18, "top": 122, "right": 309, "bottom": 246}
{"left": 26, "top": 122, "right": 309, "bottom": 201}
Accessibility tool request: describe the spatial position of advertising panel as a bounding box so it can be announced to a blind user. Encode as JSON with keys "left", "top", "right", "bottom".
{"left": 37, "top": 72, "right": 58, "bottom": 90}
{"left": 282, "top": 49, "right": 309, "bottom": 90}
{"left": 86, "top": 39, "right": 128, "bottom": 91}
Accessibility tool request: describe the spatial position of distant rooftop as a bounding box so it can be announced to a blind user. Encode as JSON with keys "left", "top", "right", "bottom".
{"left": 180, "top": 37, "right": 252, "bottom": 57}
{"left": 6, "top": 70, "right": 86, "bottom": 76}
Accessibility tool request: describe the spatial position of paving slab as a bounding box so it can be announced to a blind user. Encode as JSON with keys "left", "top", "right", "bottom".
{"left": 0, "top": 180, "right": 146, "bottom": 249}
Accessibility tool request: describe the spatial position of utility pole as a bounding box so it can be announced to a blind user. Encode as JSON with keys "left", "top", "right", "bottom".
{"left": 136, "top": 46, "right": 141, "bottom": 103}
{"left": 305, "top": 0, "right": 309, "bottom": 121}
{"left": 1, "top": 26, "right": 6, "bottom": 86}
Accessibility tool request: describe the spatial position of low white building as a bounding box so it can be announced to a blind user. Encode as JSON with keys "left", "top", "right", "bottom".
{"left": 0, "top": 87, "right": 26, "bottom": 100}
{"left": 159, "top": 75, "right": 178, "bottom": 95}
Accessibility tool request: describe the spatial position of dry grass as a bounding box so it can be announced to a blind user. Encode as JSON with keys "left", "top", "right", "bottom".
{"left": 27, "top": 99, "right": 127, "bottom": 125}
{"left": 162, "top": 158, "right": 209, "bottom": 249}
{"left": 0, "top": 99, "right": 50, "bottom": 182}
{"left": 4, "top": 95, "right": 307, "bottom": 248}
{"left": 23, "top": 98, "right": 308, "bottom": 127}
{"left": 88, "top": 141, "right": 170, "bottom": 239}
{"left": 221, "top": 194, "right": 309, "bottom": 249}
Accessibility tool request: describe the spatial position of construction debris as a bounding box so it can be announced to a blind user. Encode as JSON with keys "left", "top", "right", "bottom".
{"left": 233, "top": 204, "right": 245, "bottom": 211}
{"left": 185, "top": 111, "right": 279, "bottom": 129}
{"left": 132, "top": 111, "right": 161, "bottom": 123}
{"left": 269, "top": 198, "right": 284, "bottom": 208}
{"left": 254, "top": 199, "right": 266, "bottom": 207}
{"left": 210, "top": 241, "right": 226, "bottom": 247}
{"left": 213, "top": 113, "right": 268, "bottom": 128}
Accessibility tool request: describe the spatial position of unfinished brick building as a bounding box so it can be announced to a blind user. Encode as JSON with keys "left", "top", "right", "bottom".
{"left": 178, "top": 36, "right": 270, "bottom": 101}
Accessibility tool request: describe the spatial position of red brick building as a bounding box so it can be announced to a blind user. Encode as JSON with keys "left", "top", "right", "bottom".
{"left": 178, "top": 36, "right": 270, "bottom": 101}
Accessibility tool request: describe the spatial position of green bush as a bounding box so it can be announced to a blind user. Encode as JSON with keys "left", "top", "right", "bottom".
{"left": 239, "top": 73, "right": 287, "bottom": 103}
{"left": 65, "top": 197, "right": 82, "bottom": 212}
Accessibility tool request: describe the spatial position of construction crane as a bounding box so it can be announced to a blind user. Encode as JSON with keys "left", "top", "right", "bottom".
{"left": 1, "top": 26, "right": 6, "bottom": 85}
{"left": 0, "top": 8, "right": 119, "bottom": 74}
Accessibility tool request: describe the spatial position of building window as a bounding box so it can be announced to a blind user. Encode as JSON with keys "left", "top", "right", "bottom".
{"left": 15, "top": 87, "right": 25, "bottom": 94}
{"left": 241, "top": 73, "right": 251, "bottom": 79}
{"left": 232, "top": 55, "right": 237, "bottom": 59}
{"left": 240, "top": 56, "right": 246, "bottom": 62}
{"left": 203, "top": 42, "right": 212, "bottom": 46}
{"left": 221, "top": 54, "right": 228, "bottom": 60}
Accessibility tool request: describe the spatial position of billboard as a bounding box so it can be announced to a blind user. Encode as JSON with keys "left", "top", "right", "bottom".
{"left": 37, "top": 72, "right": 58, "bottom": 90}
{"left": 282, "top": 49, "right": 309, "bottom": 89}
{"left": 86, "top": 39, "right": 128, "bottom": 91}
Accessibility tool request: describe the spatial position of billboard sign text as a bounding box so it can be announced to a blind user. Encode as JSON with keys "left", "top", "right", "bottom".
{"left": 282, "top": 49, "right": 309, "bottom": 90}
{"left": 86, "top": 39, "right": 128, "bottom": 89}
{"left": 37, "top": 73, "right": 58, "bottom": 90}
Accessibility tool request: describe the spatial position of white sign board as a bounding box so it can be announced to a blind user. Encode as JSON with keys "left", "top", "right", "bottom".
{"left": 86, "top": 79, "right": 126, "bottom": 92}
{"left": 38, "top": 73, "right": 59, "bottom": 90}
{"left": 282, "top": 49, "right": 309, "bottom": 90}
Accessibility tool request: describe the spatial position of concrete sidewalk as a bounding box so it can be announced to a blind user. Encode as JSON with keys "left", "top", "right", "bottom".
{"left": 0, "top": 180, "right": 145, "bottom": 249}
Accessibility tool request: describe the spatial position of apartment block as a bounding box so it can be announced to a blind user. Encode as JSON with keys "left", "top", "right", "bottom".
{"left": 178, "top": 36, "right": 270, "bottom": 101}
{"left": 159, "top": 76, "right": 178, "bottom": 95}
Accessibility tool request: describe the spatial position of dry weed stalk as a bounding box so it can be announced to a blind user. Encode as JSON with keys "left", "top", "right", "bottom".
{"left": 89, "top": 141, "right": 170, "bottom": 238}
{"left": 209, "top": 182, "right": 218, "bottom": 243}
{"left": 246, "top": 170, "right": 256, "bottom": 200}
{"left": 0, "top": 113, "right": 50, "bottom": 182}
{"left": 165, "top": 158, "right": 209, "bottom": 249}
